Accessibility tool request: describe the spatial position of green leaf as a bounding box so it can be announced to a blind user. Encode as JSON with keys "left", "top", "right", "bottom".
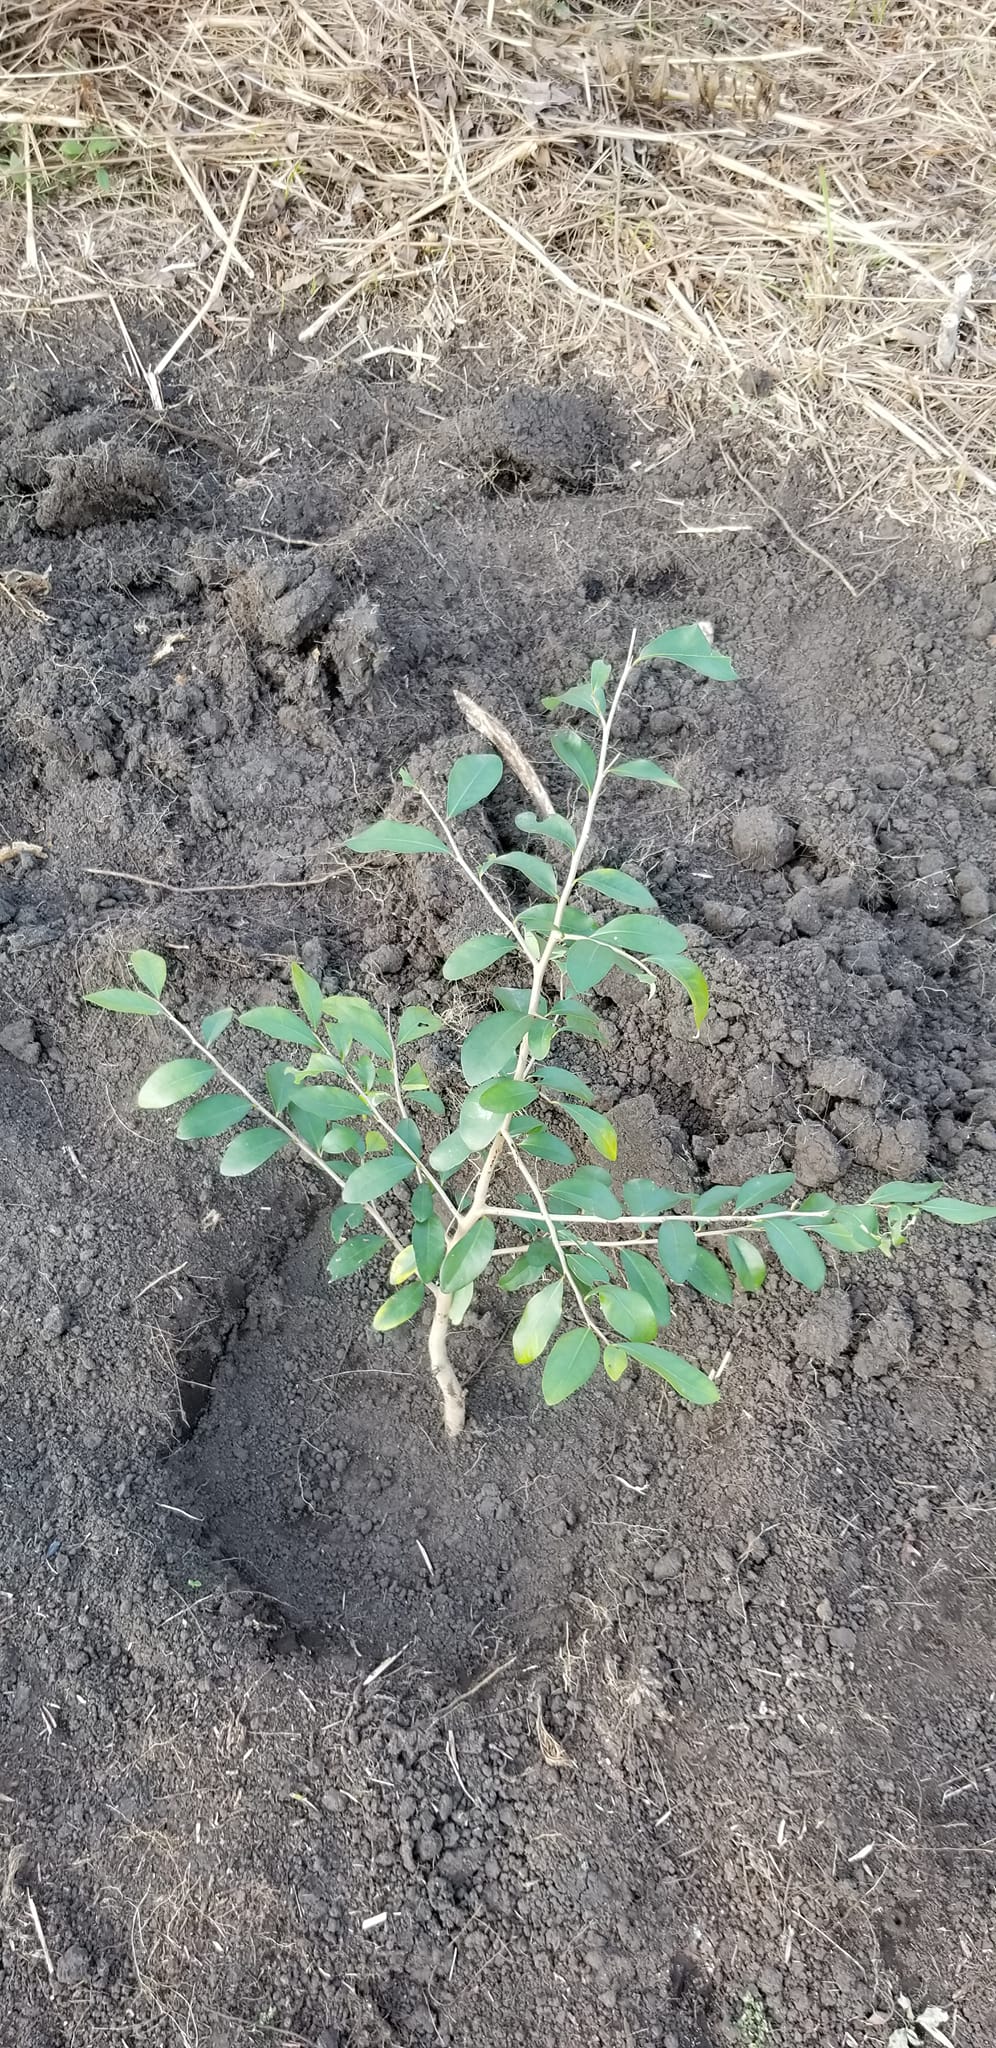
{"left": 603, "top": 1344, "right": 629, "bottom": 1383}
{"left": 734, "top": 1172, "right": 796, "bottom": 1211}
{"left": 460, "top": 1010, "right": 528, "bottom": 1086}
{"left": 693, "top": 1185, "right": 738, "bottom": 1217}
{"left": 392, "top": 1115, "right": 423, "bottom": 1159}
{"left": 685, "top": 1245, "right": 734, "bottom": 1304}
{"left": 533, "top": 1064, "right": 589, "bottom": 1101}
{"left": 609, "top": 758, "right": 680, "bottom": 789}
{"left": 329, "top": 1202, "right": 364, "bottom": 1242}
{"left": 566, "top": 1249, "right": 614, "bottom": 1291}
{"left": 513, "top": 1279, "right": 564, "bottom": 1364}
{"left": 413, "top": 1209, "right": 446, "bottom": 1282}
{"left": 657, "top": 1218, "right": 698, "bottom": 1282}
{"left": 527, "top": 1016, "right": 555, "bottom": 1059}
{"left": 487, "top": 851, "right": 558, "bottom": 897}
{"left": 412, "top": 1182, "right": 434, "bottom": 1222}
{"left": 478, "top": 1078, "right": 538, "bottom": 1114}
{"left": 439, "top": 1217, "right": 496, "bottom": 1292}
{"left": 347, "top": 820, "right": 448, "bottom": 856}
{"left": 661, "top": 954, "right": 710, "bottom": 1029}
{"left": 597, "top": 1284, "right": 657, "bottom": 1342}
{"left": 548, "top": 1169, "right": 623, "bottom": 1221}
{"left": 728, "top": 1236, "right": 767, "bottom": 1292}
{"left": 499, "top": 1240, "right": 556, "bottom": 1291}
{"left": 924, "top": 1196, "right": 996, "bottom": 1224}
{"left": 869, "top": 1181, "right": 944, "bottom": 1204}
{"left": 372, "top": 1281, "right": 425, "bottom": 1330}
{"left": 327, "top": 1234, "right": 386, "bottom": 1281}
{"left": 563, "top": 1104, "right": 617, "bottom": 1161}
{"left": 176, "top": 1093, "right": 249, "bottom": 1140}
{"left": 86, "top": 987, "right": 162, "bottom": 1014}
{"left": 290, "top": 962, "right": 324, "bottom": 1030}
{"left": 219, "top": 1127, "right": 289, "bottom": 1177}
{"left": 624, "top": 1180, "right": 688, "bottom": 1219}
{"left": 561, "top": 938, "right": 616, "bottom": 995}
{"left": 342, "top": 1151, "right": 415, "bottom": 1203}
{"left": 443, "top": 935, "right": 515, "bottom": 986}
{"left": 626, "top": 1344, "right": 720, "bottom": 1404}
{"left": 129, "top": 950, "right": 167, "bottom": 998}
{"left": 449, "top": 1284, "right": 474, "bottom": 1326}
{"left": 518, "top": 1126, "right": 575, "bottom": 1166}
{"left": 137, "top": 1058, "right": 214, "bottom": 1109}
{"left": 543, "top": 681, "right": 604, "bottom": 717}
{"left": 762, "top": 1217, "right": 826, "bottom": 1291}
{"left": 553, "top": 1001, "right": 605, "bottom": 1042}
{"left": 515, "top": 809, "right": 577, "bottom": 850}
{"left": 597, "top": 911, "right": 688, "bottom": 958}
{"left": 637, "top": 622, "right": 737, "bottom": 681}
{"left": 446, "top": 751, "right": 503, "bottom": 818}
{"left": 542, "top": 1327, "right": 599, "bottom": 1405}
{"left": 294, "top": 1082, "right": 364, "bottom": 1119}
{"left": 590, "top": 659, "right": 612, "bottom": 693}
{"left": 59, "top": 138, "right": 85, "bottom": 160}
{"left": 458, "top": 1088, "right": 505, "bottom": 1152}
{"left": 287, "top": 1099, "right": 330, "bottom": 1150}
{"left": 428, "top": 1130, "right": 471, "bottom": 1179}
{"left": 323, "top": 994, "right": 392, "bottom": 1058}
{"left": 389, "top": 1244, "right": 418, "bottom": 1285}
{"left": 579, "top": 867, "right": 656, "bottom": 909}
{"left": 321, "top": 1124, "right": 363, "bottom": 1157}
{"left": 551, "top": 729, "right": 598, "bottom": 792}
{"left": 619, "top": 1249, "right": 671, "bottom": 1327}
{"left": 239, "top": 1005, "right": 321, "bottom": 1048}
{"left": 200, "top": 1007, "right": 234, "bottom": 1047}
{"left": 799, "top": 1197, "right": 881, "bottom": 1255}
{"left": 396, "top": 1005, "right": 441, "bottom": 1047}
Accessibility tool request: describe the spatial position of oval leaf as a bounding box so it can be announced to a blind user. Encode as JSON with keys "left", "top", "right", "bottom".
{"left": 626, "top": 1343, "right": 720, "bottom": 1404}
{"left": 346, "top": 821, "right": 448, "bottom": 856}
{"left": 372, "top": 1281, "right": 425, "bottom": 1330}
{"left": 137, "top": 1058, "right": 214, "bottom": 1109}
{"left": 512, "top": 1278, "right": 564, "bottom": 1365}
{"left": 733, "top": 1171, "right": 796, "bottom": 1211}
{"left": 542, "top": 1327, "right": 599, "bottom": 1406}
{"left": 443, "top": 933, "right": 517, "bottom": 981}
{"left": 551, "top": 729, "right": 598, "bottom": 792}
{"left": 397, "top": 1005, "right": 442, "bottom": 1047}
{"left": 657, "top": 1218, "right": 698, "bottom": 1282}
{"left": 515, "top": 809, "right": 577, "bottom": 850}
{"left": 219, "top": 1127, "right": 289, "bottom": 1177}
{"left": 564, "top": 1104, "right": 617, "bottom": 1161}
{"left": 609, "top": 758, "right": 680, "bottom": 788}
{"left": 176, "top": 1093, "right": 250, "bottom": 1140}
{"left": 290, "top": 961, "right": 324, "bottom": 1029}
{"left": 685, "top": 1245, "right": 734, "bottom": 1304}
{"left": 478, "top": 1078, "right": 538, "bottom": 1114}
{"left": 460, "top": 1010, "right": 528, "bottom": 1086}
{"left": 637, "top": 622, "right": 737, "bottom": 681}
{"left": 597, "top": 1284, "right": 657, "bottom": 1342}
{"left": 603, "top": 1344, "right": 629, "bottom": 1383}
{"left": 762, "top": 1217, "right": 826, "bottom": 1291}
{"left": 662, "top": 954, "right": 710, "bottom": 1029}
{"left": 327, "top": 1234, "right": 386, "bottom": 1281}
{"left": 413, "top": 1210, "right": 446, "bottom": 1282}
{"left": 129, "top": 949, "right": 167, "bottom": 997}
{"left": 580, "top": 867, "right": 656, "bottom": 909}
{"left": 487, "top": 851, "right": 558, "bottom": 898}
{"left": 446, "top": 752, "right": 503, "bottom": 818}
{"left": 342, "top": 1151, "right": 416, "bottom": 1203}
{"left": 924, "top": 1196, "right": 996, "bottom": 1224}
{"left": 619, "top": 1249, "right": 671, "bottom": 1327}
{"left": 200, "top": 1007, "right": 234, "bottom": 1047}
{"left": 86, "top": 988, "right": 161, "bottom": 1014}
{"left": 728, "top": 1235, "right": 767, "bottom": 1292}
{"left": 239, "top": 1005, "right": 322, "bottom": 1048}
{"left": 439, "top": 1216, "right": 495, "bottom": 1292}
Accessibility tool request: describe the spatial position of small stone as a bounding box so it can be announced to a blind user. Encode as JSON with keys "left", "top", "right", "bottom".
{"left": 732, "top": 805, "right": 795, "bottom": 872}
{"left": 785, "top": 887, "right": 823, "bottom": 936}
{"left": 972, "top": 1121, "right": 996, "bottom": 1152}
{"left": 653, "top": 1547, "right": 683, "bottom": 1581}
{"left": 808, "top": 1055, "right": 884, "bottom": 1107}
{"left": 830, "top": 1626, "right": 857, "bottom": 1655}
{"left": 815, "top": 1598, "right": 833, "bottom": 1625}
{"left": 417, "top": 1830, "right": 443, "bottom": 1865}
{"left": 42, "top": 1304, "right": 69, "bottom": 1342}
{"left": 700, "top": 899, "right": 750, "bottom": 937}
{"left": 793, "top": 1122, "right": 848, "bottom": 1188}
{"left": 968, "top": 610, "right": 994, "bottom": 640}
{"left": 818, "top": 874, "right": 860, "bottom": 911}
{"left": 960, "top": 886, "right": 990, "bottom": 922}
{"left": 875, "top": 1116, "right": 929, "bottom": 1179}
{"left": 842, "top": 938, "right": 881, "bottom": 976}
{"left": 56, "top": 1945, "right": 90, "bottom": 1987}
{"left": 0, "top": 1013, "right": 41, "bottom": 1065}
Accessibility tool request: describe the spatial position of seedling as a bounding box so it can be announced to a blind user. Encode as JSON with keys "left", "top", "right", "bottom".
{"left": 88, "top": 623, "right": 996, "bottom": 1437}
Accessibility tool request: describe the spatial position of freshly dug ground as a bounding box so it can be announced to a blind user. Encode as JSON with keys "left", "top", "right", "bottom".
{"left": 1, "top": 326, "right": 994, "bottom": 2048}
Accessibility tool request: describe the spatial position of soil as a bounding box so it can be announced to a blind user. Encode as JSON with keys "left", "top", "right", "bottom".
{"left": 1, "top": 321, "right": 995, "bottom": 2048}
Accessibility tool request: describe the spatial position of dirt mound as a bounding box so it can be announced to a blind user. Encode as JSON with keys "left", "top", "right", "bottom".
{"left": 0, "top": 332, "right": 994, "bottom": 2048}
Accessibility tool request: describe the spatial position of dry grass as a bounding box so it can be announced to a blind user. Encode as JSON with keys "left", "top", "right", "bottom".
{"left": 2, "top": 2, "right": 996, "bottom": 526}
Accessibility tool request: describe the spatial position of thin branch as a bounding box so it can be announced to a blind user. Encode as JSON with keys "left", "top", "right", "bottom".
{"left": 499, "top": 1132, "right": 597, "bottom": 1332}
{"left": 414, "top": 785, "right": 533, "bottom": 957}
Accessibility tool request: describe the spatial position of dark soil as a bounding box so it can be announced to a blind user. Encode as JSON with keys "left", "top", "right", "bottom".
{"left": 1, "top": 325, "right": 995, "bottom": 2048}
